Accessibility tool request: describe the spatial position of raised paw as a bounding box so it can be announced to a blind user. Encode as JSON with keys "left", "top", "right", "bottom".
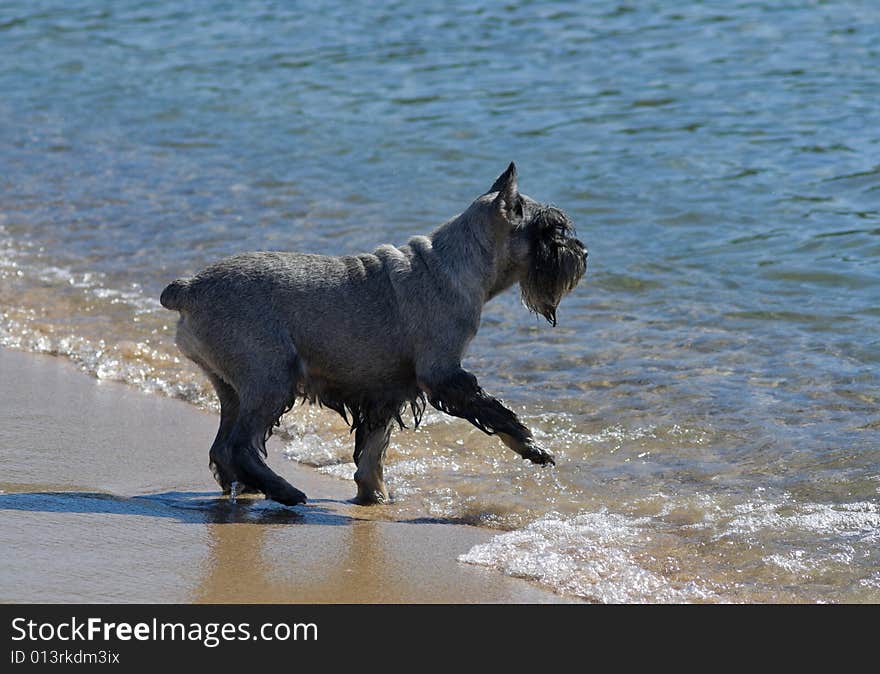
{"left": 522, "top": 443, "right": 556, "bottom": 466}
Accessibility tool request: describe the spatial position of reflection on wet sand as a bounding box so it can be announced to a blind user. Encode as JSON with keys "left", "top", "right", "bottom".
{"left": 0, "top": 487, "right": 569, "bottom": 603}
{"left": 192, "top": 502, "right": 406, "bottom": 603}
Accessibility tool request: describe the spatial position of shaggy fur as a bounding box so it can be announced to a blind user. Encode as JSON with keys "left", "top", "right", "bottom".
{"left": 161, "top": 163, "right": 587, "bottom": 505}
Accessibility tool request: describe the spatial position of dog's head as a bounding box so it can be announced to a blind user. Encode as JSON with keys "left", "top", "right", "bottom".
{"left": 483, "top": 163, "right": 587, "bottom": 326}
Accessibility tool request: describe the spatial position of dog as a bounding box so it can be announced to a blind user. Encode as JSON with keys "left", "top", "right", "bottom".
{"left": 160, "top": 163, "right": 587, "bottom": 505}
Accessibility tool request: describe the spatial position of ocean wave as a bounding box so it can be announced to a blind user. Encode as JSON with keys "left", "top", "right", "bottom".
{"left": 459, "top": 510, "right": 720, "bottom": 603}
{"left": 461, "top": 493, "right": 880, "bottom": 603}
{"left": 0, "top": 315, "right": 209, "bottom": 405}
{"left": 719, "top": 498, "right": 880, "bottom": 543}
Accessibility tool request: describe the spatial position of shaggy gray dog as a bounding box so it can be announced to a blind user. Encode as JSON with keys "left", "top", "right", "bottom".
{"left": 161, "top": 163, "right": 587, "bottom": 505}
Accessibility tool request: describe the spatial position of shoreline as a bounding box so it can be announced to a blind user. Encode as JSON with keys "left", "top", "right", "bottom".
{"left": 0, "top": 346, "right": 574, "bottom": 603}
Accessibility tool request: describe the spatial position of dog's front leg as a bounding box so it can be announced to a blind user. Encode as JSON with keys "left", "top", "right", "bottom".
{"left": 353, "top": 419, "right": 394, "bottom": 504}
{"left": 422, "top": 369, "right": 555, "bottom": 466}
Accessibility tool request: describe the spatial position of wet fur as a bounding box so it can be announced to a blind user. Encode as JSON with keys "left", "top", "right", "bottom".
{"left": 161, "top": 163, "right": 587, "bottom": 505}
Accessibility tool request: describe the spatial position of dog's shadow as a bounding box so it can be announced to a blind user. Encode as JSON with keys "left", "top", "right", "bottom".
{"left": 0, "top": 490, "right": 355, "bottom": 526}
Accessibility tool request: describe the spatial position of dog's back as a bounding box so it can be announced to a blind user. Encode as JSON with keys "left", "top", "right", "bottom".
{"left": 164, "top": 250, "right": 418, "bottom": 391}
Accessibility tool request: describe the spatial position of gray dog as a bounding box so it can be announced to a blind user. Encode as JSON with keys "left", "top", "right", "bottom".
{"left": 160, "top": 163, "right": 587, "bottom": 505}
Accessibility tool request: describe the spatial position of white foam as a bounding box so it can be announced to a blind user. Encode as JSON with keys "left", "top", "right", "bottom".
{"left": 860, "top": 572, "right": 880, "bottom": 590}
{"left": 0, "top": 318, "right": 210, "bottom": 407}
{"left": 459, "top": 511, "right": 719, "bottom": 603}
{"left": 317, "top": 462, "right": 356, "bottom": 479}
{"left": 281, "top": 430, "right": 349, "bottom": 468}
{"left": 720, "top": 499, "right": 880, "bottom": 542}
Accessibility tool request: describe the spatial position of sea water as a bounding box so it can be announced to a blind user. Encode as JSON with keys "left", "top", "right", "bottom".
{"left": 1, "top": 1, "right": 878, "bottom": 602}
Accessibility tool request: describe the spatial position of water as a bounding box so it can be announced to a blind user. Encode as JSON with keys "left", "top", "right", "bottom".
{"left": 1, "top": 1, "right": 878, "bottom": 603}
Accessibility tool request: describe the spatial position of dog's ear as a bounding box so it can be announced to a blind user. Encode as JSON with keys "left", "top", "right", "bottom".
{"left": 491, "top": 162, "right": 522, "bottom": 223}
{"left": 489, "top": 162, "right": 517, "bottom": 194}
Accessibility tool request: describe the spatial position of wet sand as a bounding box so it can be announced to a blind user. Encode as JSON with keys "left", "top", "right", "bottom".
{"left": 0, "top": 347, "right": 571, "bottom": 603}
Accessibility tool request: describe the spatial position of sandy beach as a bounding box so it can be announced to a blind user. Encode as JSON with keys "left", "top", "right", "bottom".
{"left": 0, "top": 347, "right": 572, "bottom": 603}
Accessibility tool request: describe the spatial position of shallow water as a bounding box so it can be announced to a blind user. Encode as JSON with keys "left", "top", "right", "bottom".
{"left": 1, "top": 1, "right": 878, "bottom": 602}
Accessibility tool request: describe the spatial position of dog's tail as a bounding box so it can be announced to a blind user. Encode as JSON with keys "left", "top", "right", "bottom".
{"left": 160, "top": 279, "right": 191, "bottom": 311}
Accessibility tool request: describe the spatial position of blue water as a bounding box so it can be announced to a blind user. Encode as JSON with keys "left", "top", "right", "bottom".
{"left": 1, "top": 1, "right": 878, "bottom": 602}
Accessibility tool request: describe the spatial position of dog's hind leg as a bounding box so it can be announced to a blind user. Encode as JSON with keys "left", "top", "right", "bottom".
{"left": 203, "top": 372, "right": 259, "bottom": 495}
{"left": 225, "top": 377, "right": 307, "bottom": 507}
{"left": 353, "top": 419, "right": 394, "bottom": 504}
{"left": 184, "top": 359, "right": 255, "bottom": 495}
{"left": 205, "top": 372, "right": 239, "bottom": 492}
{"left": 421, "top": 368, "right": 555, "bottom": 466}
{"left": 175, "top": 312, "right": 305, "bottom": 505}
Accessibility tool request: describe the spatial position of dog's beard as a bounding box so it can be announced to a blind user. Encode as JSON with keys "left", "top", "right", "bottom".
{"left": 520, "top": 207, "right": 587, "bottom": 326}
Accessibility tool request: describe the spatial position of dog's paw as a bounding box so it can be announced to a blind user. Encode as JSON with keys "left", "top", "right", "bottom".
{"left": 354, "top": 482, "right": 391, "bottom": 505}
{"left": 352, "top": 491, "right": 391, "bottom": 506}
{"left": 268, "top": 484, "right": 308, "bottom": 507}
{"left": 523, "top": 444, "right": 556, "bottom": 466}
